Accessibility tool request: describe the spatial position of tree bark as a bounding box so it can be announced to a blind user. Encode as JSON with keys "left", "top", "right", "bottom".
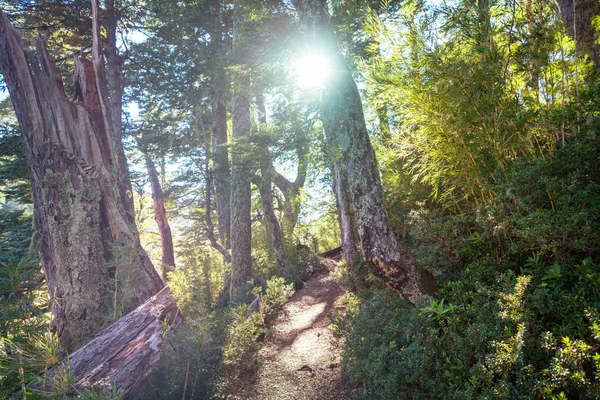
{"left": 36, "top": 287, "right": 181, "bottom": 397}
{"left": 292, "top": 0, "right": 434, "bottom": 300}
{"left": 0, "top": 9, "right": 163, "bottom": 351}
{"left": 229, "top": 0, "right": 253, "bottom": 299}
{"left": 255, "top": 91, "right": 286, "bottom": 273}
{"left": 204, "top": 120, "right": 232, "bottom": 264}
{"left": 557, "top": 0, "right": 600, "bottom": 72}
{"left": 145, "top": 155, "right": 176, "bottom": 281}
{"left": 259, "top": 156, "right": 286, "bottom": 274}
{"left": 331, "top": 158, "right": 358, "bottom": 270}
{"left": 211, "top": 98, "right": 231, "bottom": 249}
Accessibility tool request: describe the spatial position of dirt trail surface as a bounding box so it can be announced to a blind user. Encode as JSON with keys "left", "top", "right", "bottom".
{"left": 230, "top": 259, "right": 359, "bottom": 400}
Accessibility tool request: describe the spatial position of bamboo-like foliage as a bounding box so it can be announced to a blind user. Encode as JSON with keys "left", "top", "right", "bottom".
{"left": 363, "top": 0, "right": 590, "bottom": 211}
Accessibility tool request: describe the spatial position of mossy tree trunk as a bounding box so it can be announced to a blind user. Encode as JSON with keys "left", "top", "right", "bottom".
{"left": 0, "top": 6, "right": 163, "bottom": 352}
{"left": 292, "top": 0, "right": 434, "bottom": 300}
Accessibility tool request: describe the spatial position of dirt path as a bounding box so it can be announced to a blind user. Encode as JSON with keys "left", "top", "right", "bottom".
{"left": 230, "top": 259, "right": 359, "bottom": 400}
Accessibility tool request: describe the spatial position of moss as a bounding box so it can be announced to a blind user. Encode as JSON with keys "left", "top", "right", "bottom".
{"left": 42, "top": 169, "right": 109, "bottom": 351}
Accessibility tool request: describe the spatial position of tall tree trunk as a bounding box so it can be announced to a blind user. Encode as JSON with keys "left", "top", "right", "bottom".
{"left": 229, "top": 0, "right": 253, "bottom": 299}
{"left": 211, "top": 98, "right": 231, "bottom": 248}
{"left": 145, "top": 155, "right": 176, "bottom": 281}
{"left": 557, "top": 0, "right": 600, "bottom": 72}
{"left": 0, "top": 9, "right": 163, "bottom": 351}
{"left": 207, "top": 0, "right": 232, "bottom": 250}
{"left": 292, "top": 0, "right": 434, "bottom": 300}
{"left": 104, "top": 0, "right": 135, "bottom": 225}
{"left": 203, "top": 118, "right": 232, "bottom": 264}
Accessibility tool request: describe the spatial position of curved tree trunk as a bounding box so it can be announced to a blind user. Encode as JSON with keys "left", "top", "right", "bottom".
{"left": 145, "top": 155, "right": 176, "bottom": 281}
{"left": 0, "top": 8, "right": 163, "bottom": 351}
{"left": 259, "top": 156, "right": 286, "bottom": 274}
{"left": 292, "top": 0, "right": 434, "bottom": 300}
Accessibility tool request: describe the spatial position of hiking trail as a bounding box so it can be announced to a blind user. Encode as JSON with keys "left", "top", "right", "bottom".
{"left": 230, "top": 256, "right": 360, "bottom": 400}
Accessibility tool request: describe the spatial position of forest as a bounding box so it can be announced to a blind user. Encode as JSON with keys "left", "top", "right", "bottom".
{"left": 1, "top": 0, "right": 600, "bottom": 398}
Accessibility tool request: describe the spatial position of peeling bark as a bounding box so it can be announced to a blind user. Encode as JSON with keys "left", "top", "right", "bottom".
{"left": 146, "top": 155, "right": 176, "bottom": 281}
{"left": 36, "top": 287, "right": 181, "bottom": 397}
{"left": 0, "top": 9, "right": 163, "bottom": 351}
{"left": 292, "top": 0, "right": 434, "bottom": 300}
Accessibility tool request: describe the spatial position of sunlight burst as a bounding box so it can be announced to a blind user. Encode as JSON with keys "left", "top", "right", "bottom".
{"left": 292, "top": 53, "right": 332, "bottom": 89}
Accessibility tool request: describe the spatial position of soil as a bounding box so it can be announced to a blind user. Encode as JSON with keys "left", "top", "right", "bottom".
{"left": 229, "top": 259, "right": 362, "bottom": 400}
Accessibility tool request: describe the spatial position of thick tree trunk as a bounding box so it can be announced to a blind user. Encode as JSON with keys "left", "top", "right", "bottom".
{"left": 229, "top": 0, "right": 253, "bottom": 299}
{"left": 145, "top": 155, "right": 176, "bottom": 281}
{"left": 557, "top": 0, "right": 600, "bottom": 72}
{"left": 36, "top": 287, "right": 181, "bottom": 397}
{"left": 292, "top": 0, "right": 433, "bottom": 300}
{"left": 0, "top": 9, "right": 163, "bottom": 351}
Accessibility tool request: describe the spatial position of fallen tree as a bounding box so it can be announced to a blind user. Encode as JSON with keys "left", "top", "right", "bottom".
{"left": 32, "top": 287, "right": 182, "bottom": 397}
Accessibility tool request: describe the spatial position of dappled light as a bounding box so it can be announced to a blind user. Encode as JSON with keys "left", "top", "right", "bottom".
{"left": 1, "top": 0, "right": 600, "bottom": 398}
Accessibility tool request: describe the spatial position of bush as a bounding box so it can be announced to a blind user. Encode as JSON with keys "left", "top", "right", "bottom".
{"left": 340, "top": 257, "right": 600, "bottom": 399}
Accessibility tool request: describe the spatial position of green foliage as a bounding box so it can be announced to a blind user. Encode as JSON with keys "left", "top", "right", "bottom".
{"left": 340, "top": 259, "right": 600, "bottom": 399}
{"left": 254, "top": 276, "right": 294, "bottom": 321}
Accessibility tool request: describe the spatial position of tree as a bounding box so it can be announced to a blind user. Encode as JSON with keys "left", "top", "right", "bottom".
{"left": 291, "top": 0, "right": 434, "bottom": 299}
{"left": 0, "top": 4, "right": 163, "bottom": 351}
{"left": 145, "top": 154, "right": 176, "bottom": 281}
{"left": 229, "top": 0, "right": 254, "bottom": 299}
{"left": 556, "top": 0, "right": 600, "bottom": 72}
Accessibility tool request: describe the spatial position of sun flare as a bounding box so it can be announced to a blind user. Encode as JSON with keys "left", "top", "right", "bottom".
{"left": 293, "top": 53, "right": 332, "bottom": 89}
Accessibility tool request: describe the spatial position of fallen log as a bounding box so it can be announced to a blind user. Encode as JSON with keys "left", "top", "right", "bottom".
{"left": 318, "top": 246, "right": 343, "bottom": 260}
{"left": 33, "top": 287, "right": 182, "bottom": 397}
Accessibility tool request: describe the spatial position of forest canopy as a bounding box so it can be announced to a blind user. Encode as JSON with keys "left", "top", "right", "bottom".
{"left": 1, "top": 0, "right": 600, "bottom": 398}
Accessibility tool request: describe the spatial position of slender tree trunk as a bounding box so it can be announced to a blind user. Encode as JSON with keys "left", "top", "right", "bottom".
{"left": 145, "top": 155, "right": 176, "bottom": 281}
{"left": 292, "top": 0, "right": 434, "bottom": 300}
{"left": 211, "top": 98, "right": 231, "bottom": 249}
{"left": 104, "top": 0, "right": 135, "bottom": 224}
{"left": 331, "top": 159, "right": 358, "bottom": 270}
{"left": 0, "top": 9, "right": 163, "bottom": 351}
{"left": 229, "top": 0, "right": 253, "bottom": 299}
{"left": 204, "top": 121, "right": 232, "bottom": 264}
{"left": 259, "top": 156, "right": 286, "bottom": 274}
{"left": 557, "top": 0, "right": 600, "bottom": 72}
{"left": 255, "top": 91, "right": 286, "bottom": 273}
{"left": 269, "top": 148, "right": 307, "bottom": 238}
{"left": 206, "top": 0, "right": 232, "bottom": 249}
